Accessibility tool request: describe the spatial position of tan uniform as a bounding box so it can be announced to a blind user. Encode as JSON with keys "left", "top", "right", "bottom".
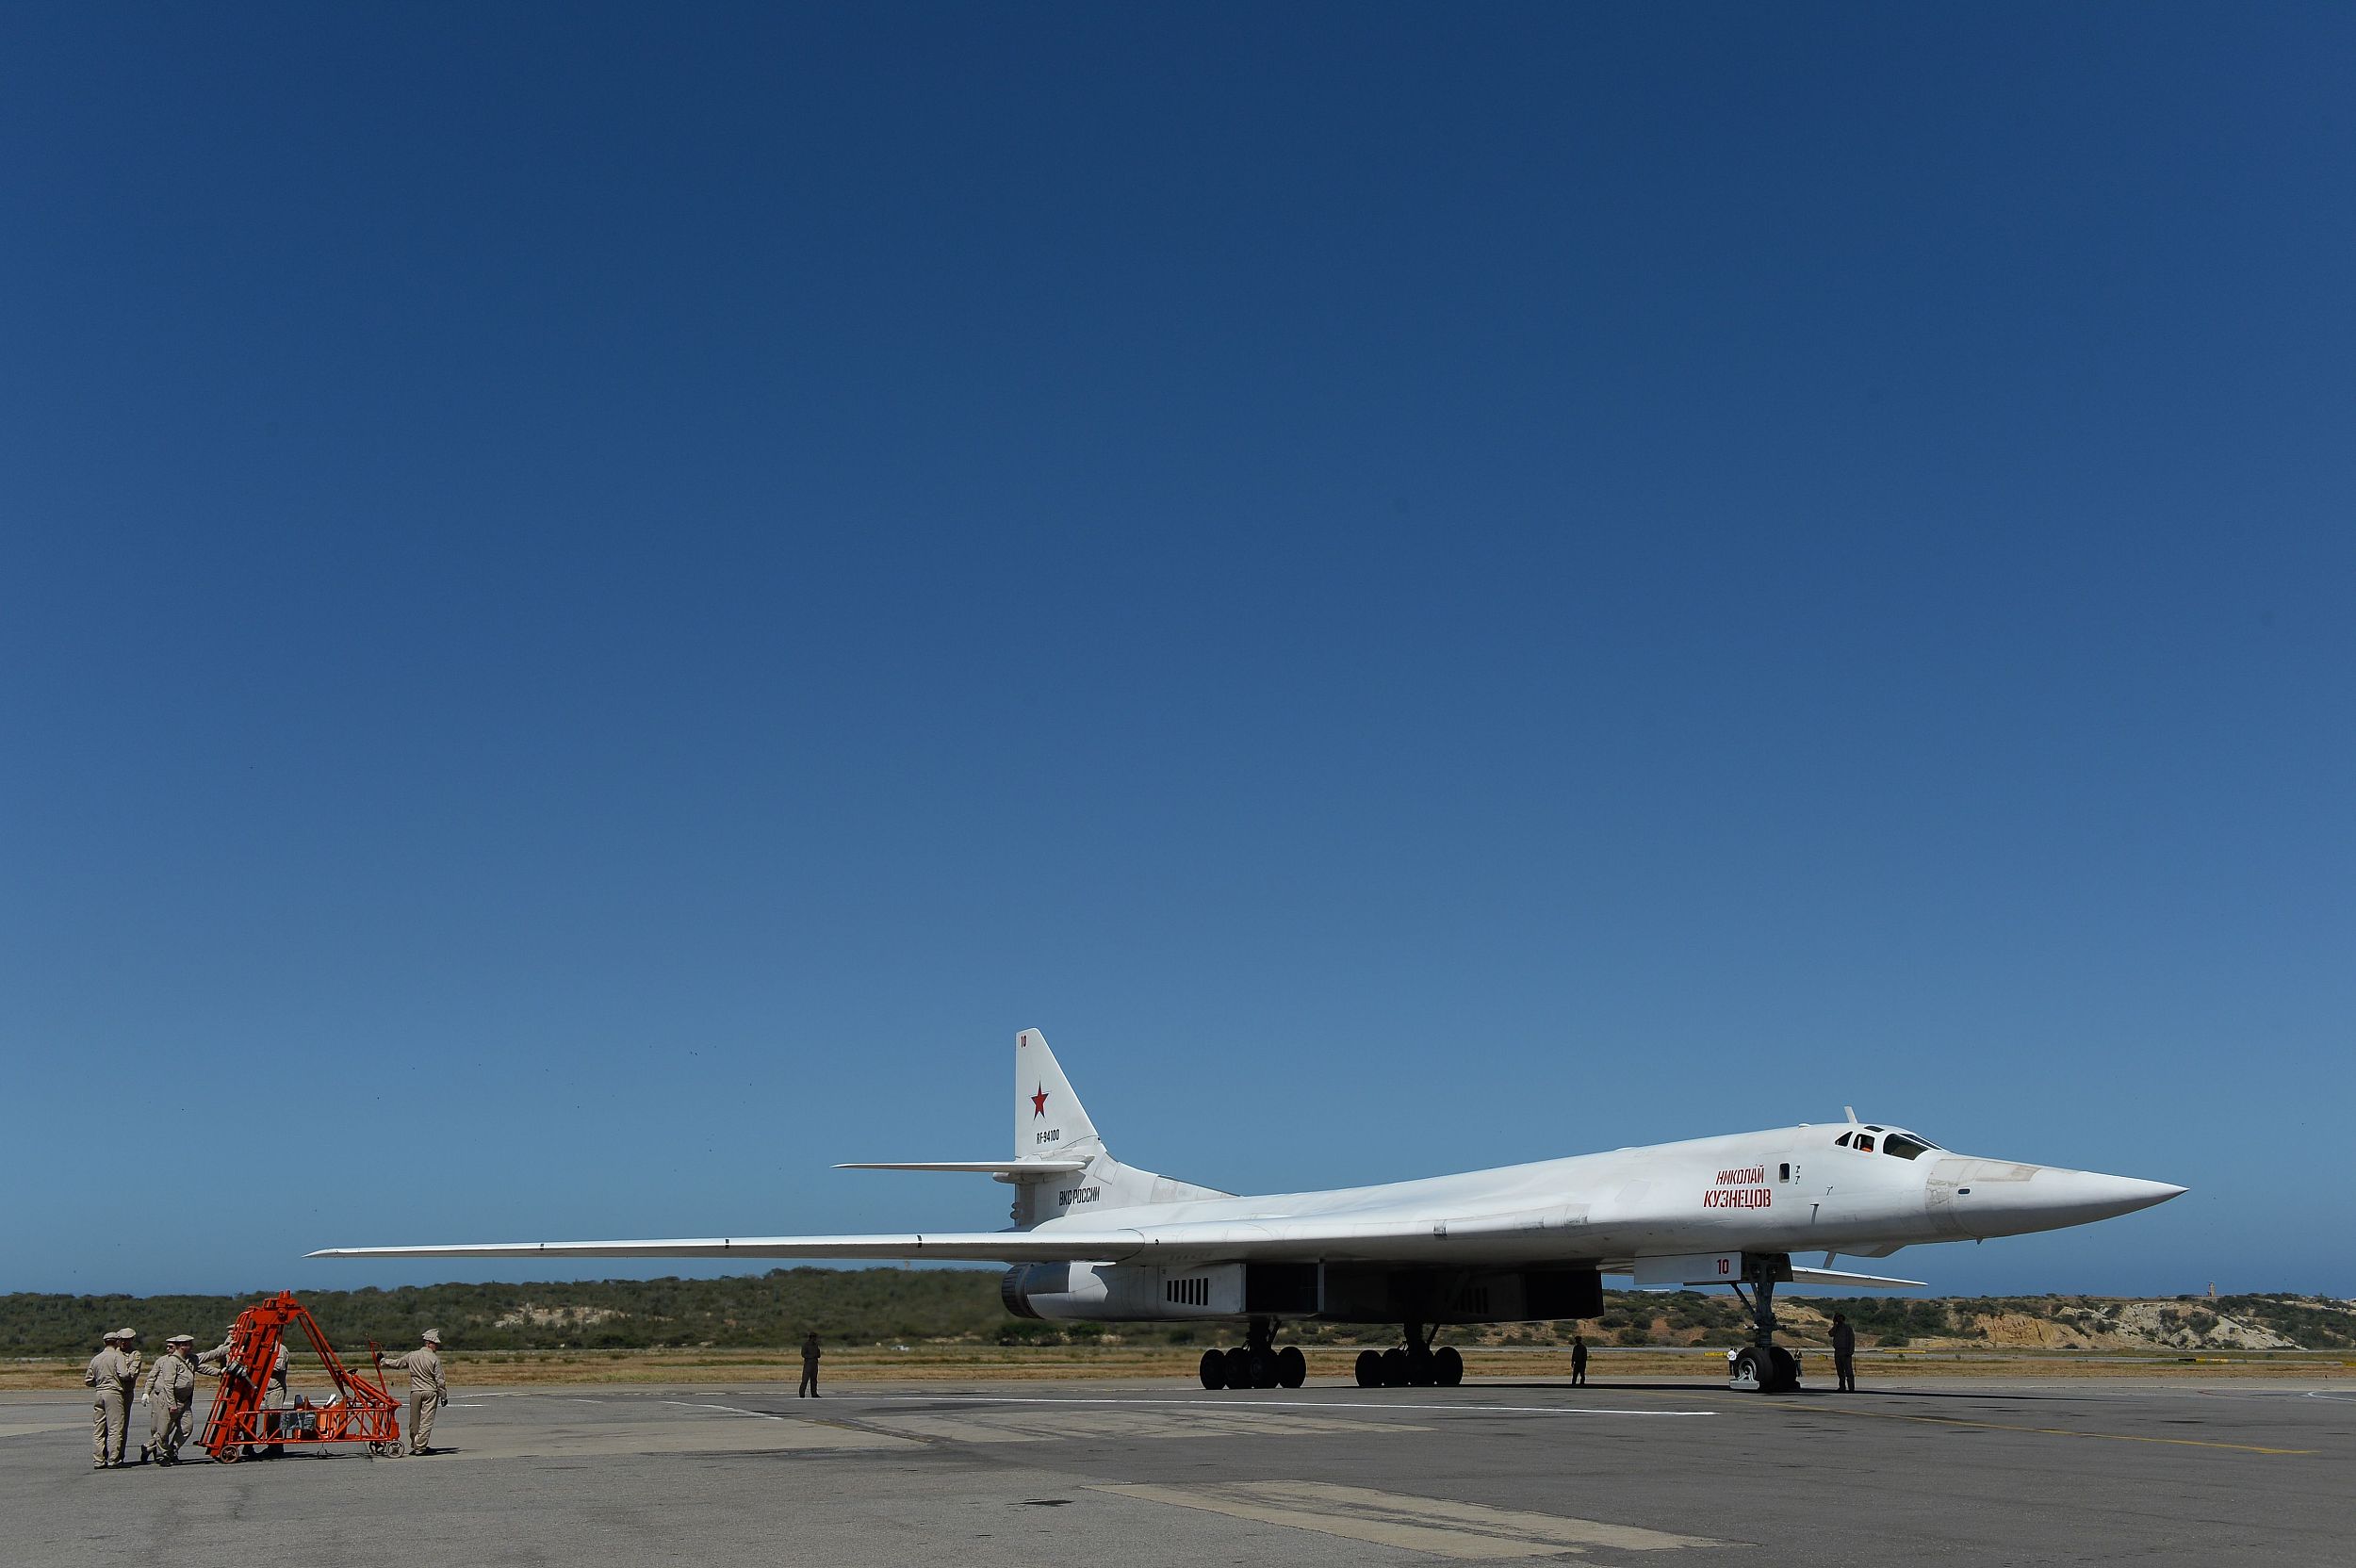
{"left": 258, "top": 1345, "right": 290, "bottom": 1446}
{"left": 142, "top": 1351, "right": 198, "bottom": 1461}
{"left": 383, "top": 1347, "right": 446, "bottom": 1453}
{"left": 85, "top": 1348, "right": 139, "bottom": 1465}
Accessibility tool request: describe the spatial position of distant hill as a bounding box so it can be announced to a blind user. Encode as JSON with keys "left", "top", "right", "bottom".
{"left": 6, "top": 1272, "right": 2350, "bottom": 1357}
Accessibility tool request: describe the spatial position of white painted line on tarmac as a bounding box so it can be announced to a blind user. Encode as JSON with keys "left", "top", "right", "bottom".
{"left": 1096, "top": 1479, "right": 1726, "bottom": 1558}
{"left": 664, "top": 1400, "right": 792, "bottom": 1422}
{"left": 833, "top": 1393, "right": 1715, "bottom": 1418}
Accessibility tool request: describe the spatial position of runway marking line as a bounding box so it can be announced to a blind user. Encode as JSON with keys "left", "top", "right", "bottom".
{"left": 665, "top": 1400, "right": 791, "bottom": 1423}
{"left": 838, "top": 1393, "right": 1714, "bottom": 1419}
{"left": 1095, "top": 1479, "right": 1725, "bottom": 1560}
{"left": 1760, "top": 1402, "right": 2314, "bottom": 1456}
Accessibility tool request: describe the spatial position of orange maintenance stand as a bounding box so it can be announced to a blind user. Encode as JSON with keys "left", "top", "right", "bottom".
{"left": 198, "top": 1291, "right": 402, "bottom": 1462}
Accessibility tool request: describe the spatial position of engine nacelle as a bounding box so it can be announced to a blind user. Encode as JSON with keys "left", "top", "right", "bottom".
{"left": 1000, "top": 1261, "right": 1249, "bottom": 1321}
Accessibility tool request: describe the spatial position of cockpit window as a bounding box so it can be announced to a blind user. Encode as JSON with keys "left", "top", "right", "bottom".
{"left": 1834, "top": 1132, "right": 1852, "bottom": 1147}
{"left": 1883, "top": 1134, "right": 1934, "bottom": 1160}
{"left": 1854, "top": 1134, "right": 1875, "bottom": 1153}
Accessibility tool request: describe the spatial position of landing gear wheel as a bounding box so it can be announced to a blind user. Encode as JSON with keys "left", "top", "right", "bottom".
{"left": 1249, "top": 1348, "right": 1280, "bottom": 1389}
{"left": 1732, "top": 1347, "right": 1766, "bottom": 1389}
{"left": 1381, "top": 1347, "right": 1409, "bottom": 1386}
{"left": 1224, "top": 1346, "right": 1252, "bottom": 1390}
{"left": 1771, "top": 1347, "right": 1799, "bottom": 1390}
{"left": 1355, "top": 1349, "right": 1383, "bottom": 1388}
{"left": 1433, "top": 1346, "right": 1464, "bottom": 1387}
{"left": 1199, "top": 1348, "right": 1227, "bottom": 1390}
{"left": 1276, "top": 1346, "right": 1306, "bottom": 1388}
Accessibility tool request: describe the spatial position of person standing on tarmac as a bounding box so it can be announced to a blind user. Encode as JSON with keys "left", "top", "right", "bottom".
{"left": 118, "top": 1329, "right": 142, "bottom": 1399}
{"left": 85, "top": 1331, "right": 139, "bottom": 1469}
{"left": 1830, "top": 1313, "right": 1857, "bottom": 1393}
{"left": 1569, "top": 1334, "right": 1589, "bottom": 1387}
{"left": 258, "top": 1342, "right": 291, "bottom": 1457}
{"left": 381, "top": 1331, "right": 448, "bottom": 1455}
{"left": 798, "top": 1332, "right": 822, "bottom": 1398}
{"left": 141, "top": 1336, "right": 200, "bottom": 1465}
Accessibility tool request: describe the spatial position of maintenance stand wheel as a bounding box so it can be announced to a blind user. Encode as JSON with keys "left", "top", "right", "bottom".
{"left": 1198, "top": 1348, "right": 1227, "bottom": 1390}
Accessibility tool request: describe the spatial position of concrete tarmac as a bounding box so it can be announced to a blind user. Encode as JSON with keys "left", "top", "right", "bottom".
{"left": 6, "top": 1375, "right": 2348, "bottom": 1566}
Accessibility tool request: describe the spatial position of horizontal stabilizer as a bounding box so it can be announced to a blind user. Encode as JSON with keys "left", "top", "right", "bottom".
{"left": 834, "top": 1161, "right": 1089, "bottom": 1175}
{"left": 1787, "top": 1266, "right": 1926, "bottom": 1288}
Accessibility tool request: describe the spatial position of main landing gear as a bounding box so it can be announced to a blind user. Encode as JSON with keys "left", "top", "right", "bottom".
{"left": 1728, "top": 1255, "right": 1801, "bottom": 1393}
{"left": 1353, "top": 1323, "right": 1463, "bottom": 1388}
{"left": 1198, "top": 1316, "right": 1307, "bottom": 1390}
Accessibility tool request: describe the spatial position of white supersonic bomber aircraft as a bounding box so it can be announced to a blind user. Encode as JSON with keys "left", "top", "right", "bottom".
{"left": 315, "top": 1030, "right": 2185, "bottom": 1392}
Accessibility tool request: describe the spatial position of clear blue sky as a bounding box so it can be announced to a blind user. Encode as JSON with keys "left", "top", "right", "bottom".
{"left": 4, "top": 4, "right": 2348, "bottom": 1299}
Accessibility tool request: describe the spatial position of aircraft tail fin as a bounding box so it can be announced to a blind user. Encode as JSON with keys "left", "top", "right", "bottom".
{"left": 1006, "top": 1029, "right": 1230, "bottom": 1224}
{"left": 1017, "top": 1028, "right": 1101, "bottom": 1157}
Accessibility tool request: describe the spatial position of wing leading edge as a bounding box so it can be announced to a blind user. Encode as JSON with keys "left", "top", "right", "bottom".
{"left": 308, "top": 1203, "right": 1605, "bottom": 1266}
{"left": 306, "top": 1232, "right": 1152, "bottom": 1264}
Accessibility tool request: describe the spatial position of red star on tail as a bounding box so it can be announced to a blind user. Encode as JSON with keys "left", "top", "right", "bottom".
{"left": 1031, "top": 1086, "right": 1049, "bottom": 1118}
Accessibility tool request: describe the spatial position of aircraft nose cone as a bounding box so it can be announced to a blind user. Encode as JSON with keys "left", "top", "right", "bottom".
{"left": 2028, "top": 1168, "right": 2186, "bottom": 1221}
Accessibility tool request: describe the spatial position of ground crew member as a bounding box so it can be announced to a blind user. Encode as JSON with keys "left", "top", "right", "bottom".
{"left": 197, "top": 1323, "right": 240, "bottom": 1375}
{"left": 141, "top": 1335, "right": 200, "bottom": 1465}
{"left": 1830, "top": 1312, "right": 1857, "bottom": 1392}
{"left": 1570, "top": 1333, "right": 1589, "bottom": 1387}
{"left": 381, "top": 1331, "right": 448, "bottom": 1455}
{"left": 798, "top": 1332, "right": 822, "bottom": 1398}
{"left": 259, "top": 1343, "right": 290, "bottom": 1457}
{"left": 85, "top": 1330, "right": 139, "bottom": 1468}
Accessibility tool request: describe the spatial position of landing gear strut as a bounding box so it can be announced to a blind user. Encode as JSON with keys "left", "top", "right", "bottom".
{"left": 1198, "top": 1316, "right": 1306, "bottom": 1391}
{"left": 1728, "top": 1255, "right": 1801, "bottom": 1393}
{"left": 1352, "top": 1323, "right": 1463, "bottom": 1388}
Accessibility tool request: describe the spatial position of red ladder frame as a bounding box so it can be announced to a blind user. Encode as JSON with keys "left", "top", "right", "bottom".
{"left": 198, "top": 1291, "right": 402, "bottom": 1462}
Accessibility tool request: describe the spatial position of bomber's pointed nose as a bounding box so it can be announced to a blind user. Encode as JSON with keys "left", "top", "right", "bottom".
{"left": 2028, "top": 1168, "right": 2186, "bottom": 1223}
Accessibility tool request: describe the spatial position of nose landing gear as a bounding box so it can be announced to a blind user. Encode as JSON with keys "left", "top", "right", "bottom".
{"left": 1352, "top": 1323, "right": 1463, "bottom": 1388}
{"left": 1729, "top": 1256, "right": 1802, "bottom": 1393}
{"left": 1197, "top": 1317, "right": 1307, "bottom": 1390}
